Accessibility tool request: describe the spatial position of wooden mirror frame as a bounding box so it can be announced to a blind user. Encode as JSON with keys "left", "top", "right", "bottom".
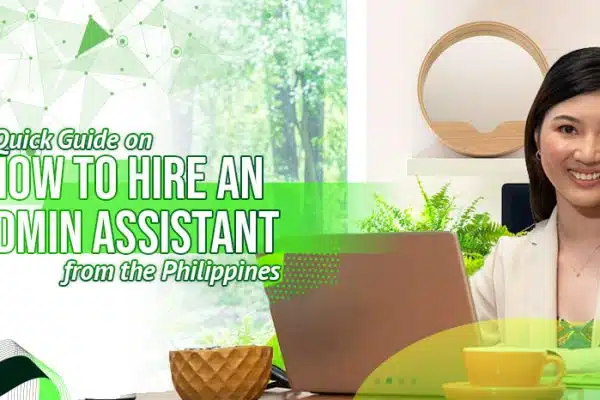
{"left": 417, "top": 21, "right": 550, "bottom": 157}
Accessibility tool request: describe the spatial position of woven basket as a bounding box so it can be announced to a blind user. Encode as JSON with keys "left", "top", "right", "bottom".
{"left": 169, "top": 346, "right": 273, "bottom": 400}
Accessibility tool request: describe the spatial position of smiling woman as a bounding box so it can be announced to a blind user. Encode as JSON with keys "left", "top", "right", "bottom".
{"left": 525, "top": 48, "right": 600, "bottom": 222}
{"left": 538, "top": 99, "right": 600, "bottom": 196}
{"left": 471, "top": 47, "right": 600, "bottom": 373}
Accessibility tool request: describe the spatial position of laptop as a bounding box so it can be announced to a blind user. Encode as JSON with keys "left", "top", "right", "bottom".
{"left": 266, "top": 232, "right": 481, "bottom": 396}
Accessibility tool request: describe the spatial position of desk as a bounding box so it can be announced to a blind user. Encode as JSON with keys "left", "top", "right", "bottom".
{"left": 136, "top": 388, "right": 588, "bottom": 400}
{"left": 136, "top": 389, "right": 353, "bottom": 399}
{"left": 136, "top": 389, "right": 361, "bottom": 399}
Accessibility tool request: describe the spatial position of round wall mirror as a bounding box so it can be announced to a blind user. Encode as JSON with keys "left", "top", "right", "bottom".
{"left": 418, "top": 22, "right": 549, "bottom": 157}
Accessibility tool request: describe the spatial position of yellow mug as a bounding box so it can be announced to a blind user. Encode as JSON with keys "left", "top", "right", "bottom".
{"left": 463, "top": 347, "right": 565, "bottom": 387}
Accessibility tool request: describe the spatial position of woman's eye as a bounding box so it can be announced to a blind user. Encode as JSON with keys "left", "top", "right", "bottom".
{"left": 559, "top": 125, "right": 576, "bottom": 134}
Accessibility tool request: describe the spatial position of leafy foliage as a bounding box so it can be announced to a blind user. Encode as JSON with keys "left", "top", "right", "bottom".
{"left": 266, "top": 334, "right": 285, "bottom": 369}
{"left": 180, "top": 0, "right": 347, "bottom": 182}
{"left": 194, "top": 315, "right": 274, "bottom": 348}
{"left": 359, "top": 178, "right": 519, "bottom": 276}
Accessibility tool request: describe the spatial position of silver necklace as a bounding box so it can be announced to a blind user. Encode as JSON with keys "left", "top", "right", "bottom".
{"left": 571, "top": 243, "right": 600, "bottom": 277}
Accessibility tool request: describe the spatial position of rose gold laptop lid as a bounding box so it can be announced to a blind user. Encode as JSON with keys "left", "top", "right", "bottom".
{"left": 265, "top": 232, "right": 480, "bottom": 396}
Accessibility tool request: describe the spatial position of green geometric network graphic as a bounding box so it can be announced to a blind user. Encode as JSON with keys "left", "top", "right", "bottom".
{"left": 0, "top": 0, "right": 230, "bottom": 131}
{"left": 77, "top": 17, "right": 110, "bottom": 57}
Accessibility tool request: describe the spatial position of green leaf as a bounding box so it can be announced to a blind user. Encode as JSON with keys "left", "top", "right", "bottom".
{"left": 358, "top": 177, "right": 515, "bottom": 276}
{"left": 266, "top": 334, "right": 285, "bottom": 369}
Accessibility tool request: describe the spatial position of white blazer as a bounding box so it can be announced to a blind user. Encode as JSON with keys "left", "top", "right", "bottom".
{"left": 470, "top": 207, "right": 600, "bottom": 372}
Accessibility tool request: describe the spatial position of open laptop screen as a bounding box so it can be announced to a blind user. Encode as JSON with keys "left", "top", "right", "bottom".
{"left": 501, "top": 183, "right": 534, "bottom": 234}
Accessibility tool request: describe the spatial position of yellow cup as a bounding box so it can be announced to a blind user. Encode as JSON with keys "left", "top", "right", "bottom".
{"left": 463, "top": 347, "right": 565, "bottom": 387}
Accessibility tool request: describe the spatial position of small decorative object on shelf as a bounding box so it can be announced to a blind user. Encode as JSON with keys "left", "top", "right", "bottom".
{"left": 418, "top": 21, "right": 549, "bottom": 157}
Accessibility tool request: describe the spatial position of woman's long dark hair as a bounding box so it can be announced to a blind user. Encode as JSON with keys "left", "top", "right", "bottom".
{"left": 525, "top": 47, "right": 600, "bottom": 222}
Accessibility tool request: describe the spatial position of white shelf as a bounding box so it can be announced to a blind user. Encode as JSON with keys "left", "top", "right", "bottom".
{"left": 407, "top": 157, "right": 528, "bottom": 178}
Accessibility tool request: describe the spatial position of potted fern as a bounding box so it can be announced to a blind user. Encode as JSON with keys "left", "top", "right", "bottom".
{"left": 359, "top": 178, "right": 518, "bottom": 276}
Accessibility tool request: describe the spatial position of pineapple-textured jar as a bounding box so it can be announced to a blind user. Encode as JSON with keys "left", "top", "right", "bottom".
{"left": 170, "top": 346, "right": 273, "bottom": 400}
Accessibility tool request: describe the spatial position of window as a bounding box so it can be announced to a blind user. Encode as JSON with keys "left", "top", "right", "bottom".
{"left": 166, "top": 0, "right": 354, "bottom": 354}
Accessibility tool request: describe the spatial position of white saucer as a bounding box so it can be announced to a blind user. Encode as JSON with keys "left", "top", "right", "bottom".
{"left": 443, "top": 381, "right": 566, "bottom": 399}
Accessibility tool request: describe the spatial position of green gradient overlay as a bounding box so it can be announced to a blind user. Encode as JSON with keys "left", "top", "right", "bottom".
{"left": 354, "top": 319, "right": 585, "bottom": 398}
{"left": 1, "top": 158, "right": 394, "bottom": 256}
{"left": 40, "top": 182, "right": 349, "bottom": 254}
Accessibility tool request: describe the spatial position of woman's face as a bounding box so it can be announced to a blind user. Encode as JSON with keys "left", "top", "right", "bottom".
{"left": 538, "top": 91, "right": 600, "bottom": 209}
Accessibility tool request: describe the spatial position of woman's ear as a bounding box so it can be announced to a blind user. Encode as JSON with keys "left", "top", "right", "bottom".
{"left": 534, "top": 129, "right": 541, "bottom": 152}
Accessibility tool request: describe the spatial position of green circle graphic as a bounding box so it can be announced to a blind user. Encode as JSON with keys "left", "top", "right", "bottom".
{"left": 171, "top": 46, "right": 183, "bottom": 58}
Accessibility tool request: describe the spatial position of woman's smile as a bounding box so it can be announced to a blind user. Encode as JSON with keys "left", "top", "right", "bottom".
{"left": 568, "top": 169, "right": 600, "bottom": 186}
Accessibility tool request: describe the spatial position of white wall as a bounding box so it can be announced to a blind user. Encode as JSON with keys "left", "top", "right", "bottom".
{"left": 359, "top": 0, "right": 600, "bottom": 222}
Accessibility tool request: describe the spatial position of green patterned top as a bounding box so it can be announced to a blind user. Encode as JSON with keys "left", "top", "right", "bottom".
{"left": 558, "top": 319, "right": 594, "bottom": 349}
